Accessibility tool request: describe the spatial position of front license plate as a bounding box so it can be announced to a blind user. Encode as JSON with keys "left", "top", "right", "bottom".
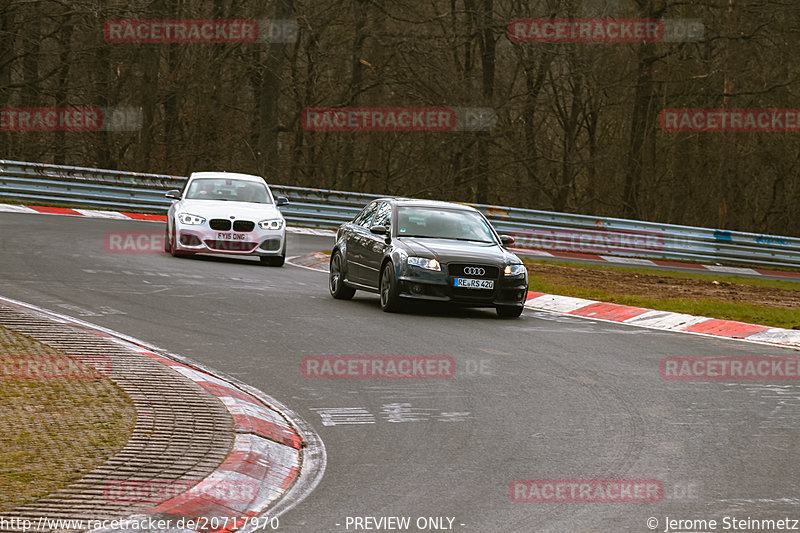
{"left": 454, "top": 278, "right": 494, "bottom": 289}
{"left": 216, "top": 232, "right": 248, "bottom": 240}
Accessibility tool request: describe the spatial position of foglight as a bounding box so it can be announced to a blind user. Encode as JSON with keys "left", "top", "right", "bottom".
{"left": 408, "top": 257, "right": 441, "bottom": 271}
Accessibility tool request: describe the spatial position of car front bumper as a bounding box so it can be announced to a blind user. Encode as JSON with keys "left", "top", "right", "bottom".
{"left": 173, "top": 226, "right": 286, "bottom": 256}
{"left": 396, "top": 268, "right": 528, "bottom": 307}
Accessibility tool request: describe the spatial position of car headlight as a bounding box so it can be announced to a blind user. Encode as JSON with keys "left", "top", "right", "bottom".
{"left": 177, "top": 213, "right": 205, "bottom": 225}
{"left": 407, "top": 257, "right": 441, "bottom": 271}
{"left": 258, "top": 218, "right": 284, "bottom": 230}
{"left": 504, "top": 264, "right": 526, "bottom": 276}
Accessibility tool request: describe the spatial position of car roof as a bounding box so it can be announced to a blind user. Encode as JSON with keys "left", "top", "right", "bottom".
{"left": 188, "top": 171, "right": 267, "bottom": 184}
{"left": 377, "top": 197, "right": 479, "bottom": 212}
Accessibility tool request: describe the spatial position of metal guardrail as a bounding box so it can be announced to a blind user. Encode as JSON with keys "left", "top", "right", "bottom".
{"left": 1, "top": 158, "right": 799, "bottom": 269}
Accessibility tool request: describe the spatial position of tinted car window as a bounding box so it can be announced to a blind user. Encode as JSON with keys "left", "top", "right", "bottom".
{"left": 371, "top": 202, "right": 391, "bottom": 227}
{"left": 185, "top": 178, "right": 271, "bottom": 204}
{"left": 353, "top": 202, "right": 379, "bottom": 227}
{"left": 396, "top": 206, "right": 496, "bottom": 243}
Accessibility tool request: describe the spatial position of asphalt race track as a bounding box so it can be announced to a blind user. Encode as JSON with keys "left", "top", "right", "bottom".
{"left": 2, "top": 212, "right": 800, "bottom": 532}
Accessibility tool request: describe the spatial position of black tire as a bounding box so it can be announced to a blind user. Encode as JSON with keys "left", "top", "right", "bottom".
{"left": 169, "top": 222, "right": 183, "bottom": 257}
{"left": 260, "top": 240, "right": 286, "bottom": 267}
{"left": 329, "top": 251, "right": 356, "bottom": 299}
{"left": 379, "top": 262, "right": 402, "bottom": 312}
{"left": 496, "top": 305, "right": 524, "bottom": 318}
{"left": 164, "top": 225, "right": 172, "bottom": 253}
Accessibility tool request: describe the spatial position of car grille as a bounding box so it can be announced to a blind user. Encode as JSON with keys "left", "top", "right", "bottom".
{"left": 204, "top": 239, "right": 258, "bottom": 252}
{"left": 210, "top": 219, "right": 232, "bottom": 231}
{"left": 233, "top": 220, "right": 255, "bottom": 232}
{"left": 448, "top": 263, "right": 498, "bottom": 301}
{"left": 447, "top": 264, "right": 500, "bottom": 279}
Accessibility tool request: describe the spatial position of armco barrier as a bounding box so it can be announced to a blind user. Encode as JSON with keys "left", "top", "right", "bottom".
{"left": 2, "top": 159, "right": 800, "bottom": 269}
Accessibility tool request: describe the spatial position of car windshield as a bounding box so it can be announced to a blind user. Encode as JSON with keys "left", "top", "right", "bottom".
{"left": 396, "top": 206, "right": 497, "bottom": 243}
{"left": 184, "top": 178, "right": 272, "bottom": 204}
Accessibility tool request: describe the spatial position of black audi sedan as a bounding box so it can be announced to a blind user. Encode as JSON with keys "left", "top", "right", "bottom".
{"left": 329, "top": 198, "right": 529, "bottom": 317}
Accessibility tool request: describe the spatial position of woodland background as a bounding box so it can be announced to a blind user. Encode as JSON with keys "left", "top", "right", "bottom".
{"left": 1, "top": 0, "right": 799, "bottom": 234}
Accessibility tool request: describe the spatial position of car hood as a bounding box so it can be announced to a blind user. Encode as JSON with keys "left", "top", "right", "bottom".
{"left": 177, "top": 199, "right": 283, "bottom": 220}
{"left": 397, "top": 237, "right": 520, "bottom": 265}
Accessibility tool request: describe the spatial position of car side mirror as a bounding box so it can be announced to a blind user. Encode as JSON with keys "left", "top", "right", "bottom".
{"left": 500, "top": 235, "right": 515, "bottom": 246}
{"left": 370, "top": 225, "right": 388, "bottom": 235}
{"left": 276, "top": 196, "right": 289, "bottom": 206}
{"left": 165, "top": 189, "right": 181, "bottom": 200}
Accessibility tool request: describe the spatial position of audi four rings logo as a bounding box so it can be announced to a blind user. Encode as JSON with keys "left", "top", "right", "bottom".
{"left": 463, "top": 266, "right": 485, "bottom": 276}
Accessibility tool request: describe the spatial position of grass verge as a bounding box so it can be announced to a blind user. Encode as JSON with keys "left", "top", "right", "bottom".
{"left": 524, "top": 259, "right": 800, "bottom": 329}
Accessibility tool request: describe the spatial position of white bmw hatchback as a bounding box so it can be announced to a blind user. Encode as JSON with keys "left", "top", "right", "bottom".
{"left": 165, "top": 172, "right": 289, "bottom": 266}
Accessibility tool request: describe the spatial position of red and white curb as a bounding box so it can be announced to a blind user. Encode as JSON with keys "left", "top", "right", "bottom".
{"left": 525, "top": 291, "right": 800, "bottom": 349}
{"left": 0, "top": 295, "right": 326, "bottom": 533}
{"left": 0, "top": 203, "right": 336, "bottom": 237}
{"left": 512, "top": 247, "right": 800, "bottom": 281}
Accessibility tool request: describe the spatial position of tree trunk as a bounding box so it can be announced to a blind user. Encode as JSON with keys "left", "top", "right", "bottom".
{"left": 339, "top": 0, "right": 368, "bottom": 191}
{"left": 258, "top": 0, "right": 295, "bottom": 180}
{"left": 54, "top": 17, "right": 75, "bottom": 165}
{"left": 474, "top": 0, "right": 495, "bottom": 204}
{"left": 622, "top": 42, "right": 657, "bottom": 220}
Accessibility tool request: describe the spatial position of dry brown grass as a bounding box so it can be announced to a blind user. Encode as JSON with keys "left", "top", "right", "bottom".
{"left": 0, "top": 326, "right": 135, "bottom": 512}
